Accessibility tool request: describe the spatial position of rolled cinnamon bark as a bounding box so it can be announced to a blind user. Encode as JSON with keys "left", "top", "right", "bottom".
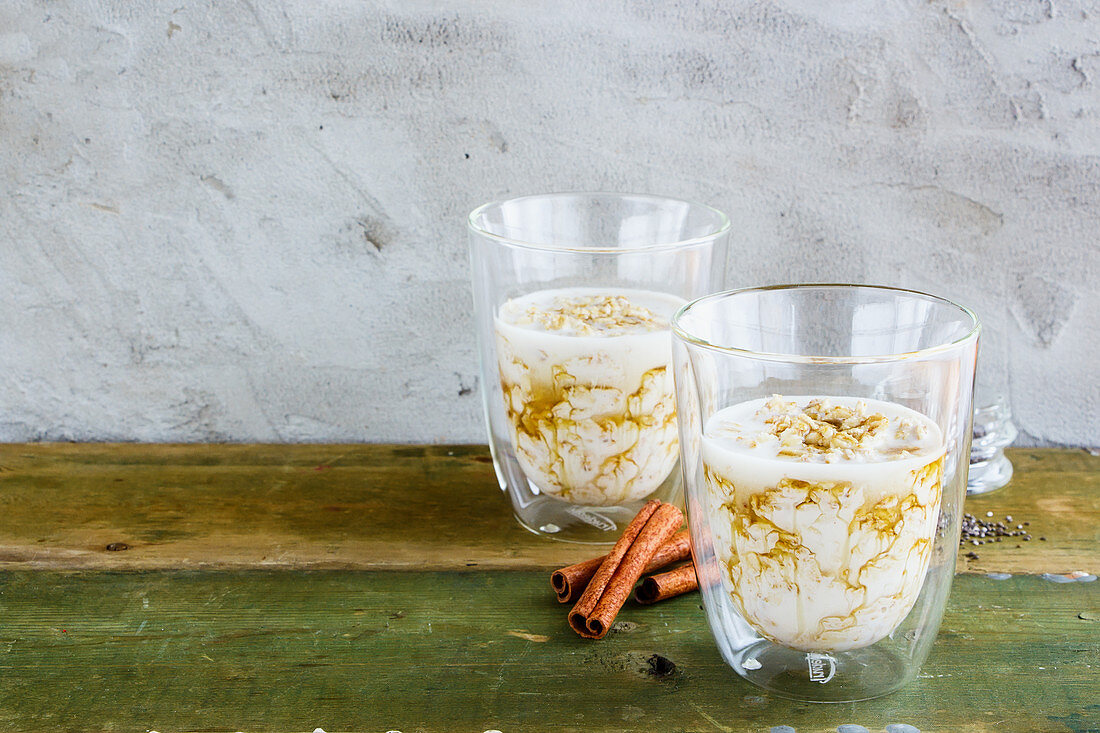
{"left": 635, "top": 562, "right": 699, "bottom": 604}
{"left": 568, "top": 501, "right": 684, "bottom": 639}
{"left": 551, "top": 530, "right": 691, "bottom": 603}
{"left": 567, "top": 501, "right": 661, "bottom": 638}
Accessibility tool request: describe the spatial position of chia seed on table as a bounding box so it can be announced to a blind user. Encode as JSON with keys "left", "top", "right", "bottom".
{"left": 960, "top": 512, "right": 1033, "bottom": 553}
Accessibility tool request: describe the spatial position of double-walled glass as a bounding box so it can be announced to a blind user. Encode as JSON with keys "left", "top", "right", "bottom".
{"left": 672, "top": 285, "right": 979, "bottom": 701}
{"left": 469, "top": 193, "right": 730, "bottom": 543}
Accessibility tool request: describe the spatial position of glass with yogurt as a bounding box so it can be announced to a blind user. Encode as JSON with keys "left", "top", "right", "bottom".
{"left": 495, "top": 288, "right": 684, "bottom": 507}
{"left": 469, "top": 194, "right": 730, "bottom": 543}
{"left": 672, "top": 285, "right": 979, "bottom": 702}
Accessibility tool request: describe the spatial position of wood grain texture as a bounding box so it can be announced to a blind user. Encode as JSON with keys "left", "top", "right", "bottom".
{"left": 0, "top": 445, "right": 1095, "bottom": 574}
{"left": 0, "top": 570, "right": 1095, "bottom": 733}
{"left": 960, "top": 449, "right": 1100, "bottom": 576}
{"left": 0, "top": 445, "right": 1095, "bottom": 732}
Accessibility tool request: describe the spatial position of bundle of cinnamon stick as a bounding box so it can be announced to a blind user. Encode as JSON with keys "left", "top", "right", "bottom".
{"left": 551, "top": 500, "right": 699, "bottom": 639}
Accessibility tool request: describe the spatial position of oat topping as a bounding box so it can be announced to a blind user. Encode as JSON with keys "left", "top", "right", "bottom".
{"left": 512, "top": 294, "right": 666, "bottom": 336}
{"left": 895, "top": 417, "right": 930, "bottom": 442}
{"left": 757, "top": 395, "right": 891, "bottom": 458}
{"left": 710, "top": 396, "right": 940, "bottom": 465}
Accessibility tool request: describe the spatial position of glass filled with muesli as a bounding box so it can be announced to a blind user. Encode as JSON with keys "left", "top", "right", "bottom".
{"left": 469, "top": 193, "right": 730, "bottom": 542}
{"left": 671, "top": 284, "right": 979, "bottom": 702}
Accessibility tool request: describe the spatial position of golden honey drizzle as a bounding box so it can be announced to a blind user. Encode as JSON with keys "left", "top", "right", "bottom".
{"left": 500, "top": 357, "right": 677, "bottom": 506}
{"left": 705, "top": 458, "right": 944, "bottom": 652}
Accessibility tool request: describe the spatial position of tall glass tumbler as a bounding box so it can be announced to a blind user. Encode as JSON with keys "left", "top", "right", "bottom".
{"left": 672, "top": 285, "right": 979, "bottom": 701}
{"left": 469, "top": 193, "right": 730, "bottom": 543}
{"left": 968, "top": 325, "right": 1017, "bottom": 495}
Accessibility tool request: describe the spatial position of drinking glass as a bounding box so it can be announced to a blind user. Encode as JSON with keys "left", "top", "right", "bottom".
{"left": 968, "top": 392, "right": 1017, "bottom": 495}
{"left": 966, "top": 324, "right": 1016, "bottom": 494}
{"left": 469, "top": 193, "right": 730, "bottom": 543}
{"left": 672, "top": 284, "right": 979, "bottom": 701}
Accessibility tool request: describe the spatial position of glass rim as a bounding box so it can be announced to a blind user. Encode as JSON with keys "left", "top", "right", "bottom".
{"left": 467, "top": 191, "right": 732, "bottom": 254}
{"left": 671, "top": 283, "right": 982, "bottom": 364}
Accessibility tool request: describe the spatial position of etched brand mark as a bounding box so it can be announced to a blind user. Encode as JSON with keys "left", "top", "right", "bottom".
{"left": 807, "top": 653, "right": 836, "bottom": 684}
{"left": 565, "top": 506, "right": 617, "bottom": 532}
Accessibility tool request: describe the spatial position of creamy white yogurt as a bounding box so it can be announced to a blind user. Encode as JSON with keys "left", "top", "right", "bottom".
{"left": 494, "top": 287, "right": 684, "bottom": 506}
{"left": 702, "top": 396, "right": 945, "bottom": 652}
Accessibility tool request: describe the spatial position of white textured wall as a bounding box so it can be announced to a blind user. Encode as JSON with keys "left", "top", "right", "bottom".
{"left": 1, "top": 0, "right": 1097, "bottom": 446}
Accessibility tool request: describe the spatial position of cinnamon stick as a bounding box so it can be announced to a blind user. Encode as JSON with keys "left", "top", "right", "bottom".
{"left": 635, "top": 562, "right": 698, "bottom": 604}
{"left": 551, "top": 530, "right": 691, "bottom": 603}
{"left": 568, "top": 501, "right": 684, "bottom": 639}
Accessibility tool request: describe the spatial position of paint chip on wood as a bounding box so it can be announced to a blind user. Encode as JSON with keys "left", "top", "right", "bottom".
{"left": 1041, "top": 571, "right": 1097, "bottom": 583}
{"left": 505, "top": 630, "right": 549, "bottom": 642}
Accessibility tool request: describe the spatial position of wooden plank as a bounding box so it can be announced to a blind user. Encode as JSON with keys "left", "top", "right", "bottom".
{"left": 0, "top": 445, "right": 1095, "bottom": 574}
{"left": 0, "top": 443, "right": 577, "bottom": 571}
{"left": 961, "top": 449, "right": 1100, "bottom": 576}
{"left": 0, "top": 569, "right": 1095, "bottom": 732}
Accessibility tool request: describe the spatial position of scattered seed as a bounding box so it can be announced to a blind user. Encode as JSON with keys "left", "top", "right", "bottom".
{"left": 960, "top": 512, "right": 1033, "bottom": 547}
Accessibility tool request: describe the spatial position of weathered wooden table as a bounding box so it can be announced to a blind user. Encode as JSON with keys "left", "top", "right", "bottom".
{"left": 0, "top": 445, "right": 1095, "bottom": 732}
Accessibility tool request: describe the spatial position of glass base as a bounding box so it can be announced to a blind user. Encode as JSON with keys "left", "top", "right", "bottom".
{"left": 730, "top": 639, "right": 914, "bottom": 703}
{"left": 968, "top": 397, "right": 1016, "bottom": 496}
{"left": 495, "top": 446, "right": 683, "bottom": 543}
{"left": 512, "top": 496, "right": 660, "bottom": 544}
{"left": 967, "top": 451, "right": 1014, "bottom": 495}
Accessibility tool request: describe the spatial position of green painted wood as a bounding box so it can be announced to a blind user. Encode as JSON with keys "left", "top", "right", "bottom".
{"left": 0, "top": 445, "right": 1095, "bottom": 575}
{"left": 0, "top": 444, "right": 1095, "bottom": 731}
{"left": 0, "top": 570, "right": 1095, "bottom": 733}
{"left": 962, "top": 449, "right": 1100, "bottom": 576}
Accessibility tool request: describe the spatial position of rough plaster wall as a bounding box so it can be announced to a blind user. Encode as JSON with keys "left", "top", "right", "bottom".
{"left": 0, "top": 0, "right": 1097, "bottom": 446}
